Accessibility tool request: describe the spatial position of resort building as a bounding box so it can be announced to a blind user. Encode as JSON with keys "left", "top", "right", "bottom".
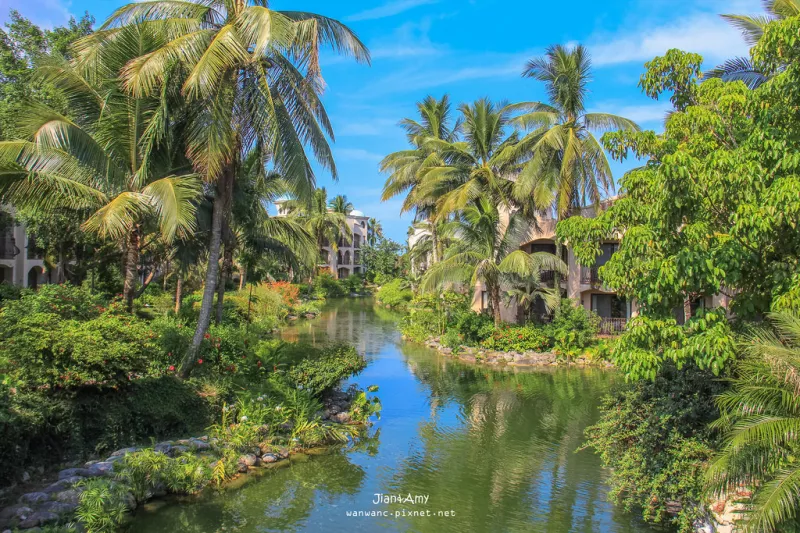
{"left": 274, "top": 201, "right": 369, "bottom": 279}
{"left": 0, "top": 205, "right": 53, "bottom": 288}
{"left": 467, "top": 202, "right": 732, "bottom": 333}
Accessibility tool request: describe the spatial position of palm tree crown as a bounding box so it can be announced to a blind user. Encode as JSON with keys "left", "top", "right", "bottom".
{"left": 328, "top": 194, "right": 353, "bottom": 214}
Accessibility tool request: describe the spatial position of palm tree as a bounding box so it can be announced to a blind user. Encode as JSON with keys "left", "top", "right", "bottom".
{"left": 380, "top": 94, "right": 461, "bottom": 220}
{"left": 0, "top": 23, "right": 200, "bottom": 311}
{"left": 420, "top": 198, "right": 565, "bottom": 325}
{"left": 287, "top": 187, "right": 351, "bottom": 257}
{"left": 214, "top": 148, "right": 315, "bottom": 323}
{"left": 706, "top": 312, "right": 800, "bottom": 533}
{"left": 706, "top": 0, "right": 800, "bottom": 89}
{"left": 514, "top": 44, "right": 638, "bottom": 289}
{"left": 505, "top": 277, "right": 560, "bottom": 323}
{"left": 328, "top": 194, "right": 353, "bottom": 214}
{"left": 367, "top": 217, "right": 383, "bottom": 246}
{"left": 79, "top": 1, "right": 369, "bottom": 377}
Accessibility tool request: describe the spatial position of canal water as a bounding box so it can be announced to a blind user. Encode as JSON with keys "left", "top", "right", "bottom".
{"left": 131, "top": 298, "right": 655, "bottom": 532}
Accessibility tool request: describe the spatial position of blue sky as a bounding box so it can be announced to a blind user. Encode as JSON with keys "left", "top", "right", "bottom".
{"left": 2, "top": 0, "right": 759, "bottom": 242}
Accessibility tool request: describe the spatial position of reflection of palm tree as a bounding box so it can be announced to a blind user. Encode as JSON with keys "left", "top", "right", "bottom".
{"left": 390, "top": 343, "right": 616, "bottom": 533}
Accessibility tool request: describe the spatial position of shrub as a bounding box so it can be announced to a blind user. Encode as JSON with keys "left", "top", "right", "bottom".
{"left": 0, "top": 282, "right": 21, "bottom": 305}
{"left": 265, "top": 281, "right": 300, "bottom": 307}
{"left": 0, "top": 303, "right": 159, "bottom": 390}
{"left": 452, "top": 310, "right": 494, "bottom": 345}
{"left": 375, "top": 278, "right": 412, "bottom": 308}
{"left": 481, "top": 325, "right": 550, "bottom": 352}
{"left": 582, "top": 363, "right": 723, "bottom": 531}
{"left": 441, "top": 330, "right": 463, "bottom": 352}
{"left": 313, "top": 272, "right": 346, "bottom": 298}
{"left": 341, "top": 274, "right": 365, "bottom": 294}
{"left": 286, "top": 344, "right": 367, "bottom": 396}
{"left": 545, "top": 299, "right": 601, "bottom": 354}
{"left": 76, "top": 478, "right": 130, "bottom": 533}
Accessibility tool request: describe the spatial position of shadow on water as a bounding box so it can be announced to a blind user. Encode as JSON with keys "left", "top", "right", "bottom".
{"left": 131, "top": 298, "right": 657, "bottom": 533}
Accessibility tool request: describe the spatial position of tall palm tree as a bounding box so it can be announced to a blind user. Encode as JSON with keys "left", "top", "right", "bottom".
{"left": 287, "top": 187, "right": 351, "bottom": 256}
{"left": 78, "top": 1, "right": 369, "bottom": 377}
{"left": 380, "top": 94, "right": 461, "bottom": 220}
{"left": 706, "top": 0, "right": 800, "bottom": 89}
{"left": 414, "top": 98, "right": 538, "bottom": 218}
{"left": 328, "top": 194, "right": 353, "bottom": 214}
{"left": 514, "top": 44, "right": 638, "bottom": 289}
{"left": 0, "top": 23, "right": 200, "bottom": 311}
{"left": 505, "top": 277, "right": 560, "bottom": 323}
{"left": 420, "top": 198, "right": 565, "bottom": 325}
{"left": 367, "top": 217, "right": 383, "bottom": 246}
{"left": 706, "top": 312, "right": 800, "bottom": 533}
{"left": 214, "top": 147, "right": 315, "bottom": 323}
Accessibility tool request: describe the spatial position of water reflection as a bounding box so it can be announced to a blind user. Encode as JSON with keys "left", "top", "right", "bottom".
{"left": 132, "top": 299, "right": 654, "bottom": 533}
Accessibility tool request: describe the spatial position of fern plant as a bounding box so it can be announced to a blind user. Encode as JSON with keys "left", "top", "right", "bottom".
{"left": 76, "top": 479, "right": 129, "bottom": 533}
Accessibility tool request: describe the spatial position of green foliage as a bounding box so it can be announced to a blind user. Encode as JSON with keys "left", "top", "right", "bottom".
{"left": 440, "top": 330, "right": 464, "bottom": 352}
{"left": 75, "top": 478, "right": 129, "bottom": 533}
{"left": 0, "top": 287, "right": 160, "bottom": 389}
{"left": 451, "top": 309, "right": 495, "bottom": 345}
{"left": 361, "top": 239, "right": 405, "bottom": 281}
{"left": 583, "top": 364, "right": 724, "bottom": 531}
{"left": 481, "top": 325, "right": 550, "bottom": 352}
{"left": 375, "top": 278, "right": 413, "bottom": 308}
{"left": 400, "top": 291, "right": 470, "bottom": 342}
{"left": 544, "top": 299, "right": 601, "bottom": 355}
{"left": 286, "top": 344, "right": 367, "bottom": 396}
{"left": 707, "top": 312, "right": 800, "bottom": 533}
{"left": 349, "top": 387, "right": 382, "bottom": 423}
{"left": 313, "top": 272, "right": 346, "bottom": 298}
{"left": 0, "top": 281, "right": 21, "bottom": 305}
{"left": 115, "top": 449, "right": 210, "bottom": 501}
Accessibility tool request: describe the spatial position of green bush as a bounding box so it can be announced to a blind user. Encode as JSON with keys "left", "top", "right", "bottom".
{"left": 375, "top": 278, "right": 413, "bottom": 308}
{"left": 313, "top": 272, "right": 346, "bottom": 298}
{"left": 0, "top": 282, "right": 21, "bottom": 305}
{"left": 452, "top": 310, "right": 494, "bottom": 345}
{"left": 0, "top": 303, "right": 159, "bottom": 390}
{"left": 286, "top": 344, "right": 367, "bottom": 396}
{"left": 440, "top": 330, "right": 463, "bottom": 352}
{"left": 582, "top": 363, "right": 723, "bottom": 531}
{"left": 481, "top": 325, "right": 550, "bottom": 352}
{"left": 544, "top": 299, "right": 601, "bottom": 354}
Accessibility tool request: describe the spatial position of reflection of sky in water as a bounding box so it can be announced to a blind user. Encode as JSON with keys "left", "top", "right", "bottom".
{"left": 131, "top": 299, "right": 656, "bottom": 533}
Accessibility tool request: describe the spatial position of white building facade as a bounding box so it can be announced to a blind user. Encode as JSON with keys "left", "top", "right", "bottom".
{"left": 0, "top": 206, "right": 53, "bottom": 288}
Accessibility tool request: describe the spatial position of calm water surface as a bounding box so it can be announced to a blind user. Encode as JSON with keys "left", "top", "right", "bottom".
{"left": 131, "top": 298, "right": 656, "bottom": 533}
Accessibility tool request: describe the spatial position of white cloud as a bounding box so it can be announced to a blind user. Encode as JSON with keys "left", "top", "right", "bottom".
{"left": 589, "top": 12, "right": 751, "bottom": 67}
{"left": 346, "top": 0, "right": 438, "bottom": 22}
{"left": 338, "top": 119, "right": 399, "bottom": 137}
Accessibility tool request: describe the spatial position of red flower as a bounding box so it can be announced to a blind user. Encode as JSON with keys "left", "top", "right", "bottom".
{"left": 257, "top": 361, "right": 262, "bottom": 368}
{"left": 169, "top": 365, "right": 175, "bottom": 371}
{"left": 197, "top": 359, "right": 203, "bottom": 365}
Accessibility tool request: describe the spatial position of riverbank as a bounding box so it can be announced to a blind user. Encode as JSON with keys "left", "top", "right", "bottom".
{"left": 0, "top": 386, "right": 379, "bottom": 532}
{"left": 415, "top": 334, "right": 615, "bottom": 368}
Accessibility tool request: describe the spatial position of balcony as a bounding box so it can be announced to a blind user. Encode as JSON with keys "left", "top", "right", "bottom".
{"left": 598, "top": 317, "right": 627, "bottom": 335}
{"left": 0, "top": 232, "right": 18, "bottom": 260}
{"left": 580, "top": 266, "right": 601, "bottom": 286}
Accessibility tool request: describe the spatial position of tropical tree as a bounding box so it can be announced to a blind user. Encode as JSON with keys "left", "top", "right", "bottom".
{"left": 420, "top": 198, "right": 565, "bottom": 325}
{"left": 328, "top": 194, "right": 353, "bottom": 214}
{"left": 367, "top": 217, "right": 383, "bottom": 246}
{"left": 514, "top": 44, "right": 638, "bottom": 288}
{"left": 380, "top": 94, "right": 461, "bottom": 219}
{"left": 80, "top": 1, "right": 369, "bottom": 376}
{"left": 504, "top": 277, "right": 560, "bottom": 322}
{"left": 286, "top": 187, "right": 351, "bottom": 256}
{"left": 707, "top": 312, "right": 800, "bottom": 533}
{"left": 706, "top": 0, "right": 800, "bottom": 89}
{"left": 0, "top": 22, "right": 201, "bottom": 311}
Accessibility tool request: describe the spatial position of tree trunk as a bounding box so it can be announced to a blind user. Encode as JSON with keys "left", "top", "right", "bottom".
{"left": 135, "top": 269, "right": 156, "bottom": 298}
{"left": 174, "top": 275, "right": 183, "bottom": 315}
{"left": 180, "top": 165, "right": 233, "bottom": 379}
{"left": 683, "top": 296, "right": 693, "bottom": 324}
{"left": 553, "top": 211, "right": 564, "bottom": 306}
{"left": 215, "top": 243, "right": 233, "bottom": 325}
{"left": 123, "top": 227, "right": 140, "bottom": 312}
{"left": 490, "top": 282, "right": 502, "bottom": 326}
{"left": 238, "top": 265, "right": 246, "bottom": 290}
{"left": 431, "top": 225, "right": 440, "bottom": 265}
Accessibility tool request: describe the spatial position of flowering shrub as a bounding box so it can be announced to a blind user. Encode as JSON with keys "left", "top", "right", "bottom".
{"left": 266, "top": 281, "right": 300, "bottom": 307}
{"left": 481, "top": 325, "right": 550, "bottom": 352}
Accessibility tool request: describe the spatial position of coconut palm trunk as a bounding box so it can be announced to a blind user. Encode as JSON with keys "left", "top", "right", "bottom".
{"left": 239, "top": 265, "right": 246, "bottom": 290}
{"left": 123, "top": 227, "right": 140, "bottom": 312}
{"left": 174, "top": 275, "right": 183, "bottom": 314}
{"left": 180, "top": 168, "right": 233, "bottom": 377}
{"left": 216, "top": 242, "right": 234, "bottom": 325}
{"left": 490, "top": 281, "right": 503, "bottom": 325}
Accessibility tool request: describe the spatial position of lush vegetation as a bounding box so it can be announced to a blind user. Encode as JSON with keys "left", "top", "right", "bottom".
{"left": 0, "top": 283, "right": 374, "bottom": 490}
